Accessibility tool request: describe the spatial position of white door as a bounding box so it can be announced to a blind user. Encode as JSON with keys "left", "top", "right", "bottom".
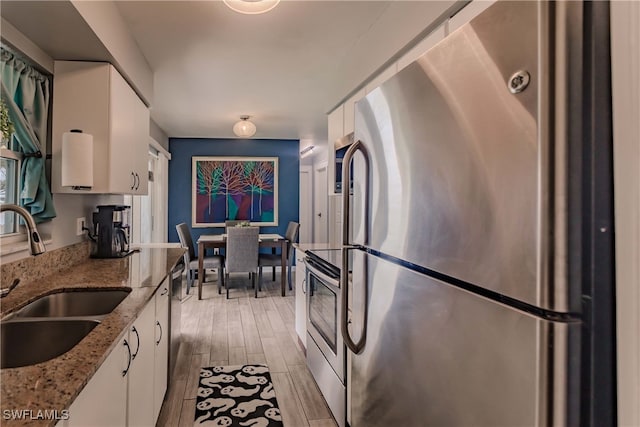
{"left": 313, "top": 163, "right": 328, "bottom": 243}
{"left": 299, "top": 166, "right": 313, "bottom": 243}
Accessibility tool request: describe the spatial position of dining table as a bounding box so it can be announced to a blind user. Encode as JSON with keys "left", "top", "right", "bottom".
{"left": 196, "top": 233, "right": 287, "bottom": 299}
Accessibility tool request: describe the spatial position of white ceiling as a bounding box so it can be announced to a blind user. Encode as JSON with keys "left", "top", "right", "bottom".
{"left": 1, "top": 1, "right": 459, "bottom": 141}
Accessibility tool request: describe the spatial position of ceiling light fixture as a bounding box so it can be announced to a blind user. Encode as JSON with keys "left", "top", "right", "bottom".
{"left": 233, "top": 116, "right": 257, "bottom": 138}
{"left": 223, "top": 0, "right": 280, "bottom": 15}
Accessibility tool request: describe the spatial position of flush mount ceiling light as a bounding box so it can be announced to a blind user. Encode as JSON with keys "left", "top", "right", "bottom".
{"left": 233, "top": 116, "right": 257, "bottom": 138}
{"left": 223, "top": 0, "right": 280, "bottom": 15}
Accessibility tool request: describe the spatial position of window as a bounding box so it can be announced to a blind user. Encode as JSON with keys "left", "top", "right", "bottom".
{"left": 1, "top": 44, "right": 55, "bottom": 234}
{"left": 0, "top": 110, "right": 21, "bottom": 237}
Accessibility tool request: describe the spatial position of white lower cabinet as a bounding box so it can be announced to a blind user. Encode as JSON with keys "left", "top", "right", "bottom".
{"left": 67, "top": 336, "right": 128, "bottom": 427}
{"left": 66, "top": 284, "right": 170, "bottom": 426}
{"left": 153, "top": 282, "right": 170, "bottom": 421}
{"left": 295, "top": 249, "right": 307, "bottom": 348}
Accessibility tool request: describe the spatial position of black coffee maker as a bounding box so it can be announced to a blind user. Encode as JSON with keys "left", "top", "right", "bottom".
{"left": 90, "top": 205, "right": 132, "bottom": 258}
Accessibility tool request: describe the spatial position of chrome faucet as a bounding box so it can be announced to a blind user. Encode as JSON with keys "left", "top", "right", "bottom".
{"left": 0, "top": 204, "right": 46, "bottom": 256}
{"left": 0, "top": 204, "right": 45, "bottom": 297}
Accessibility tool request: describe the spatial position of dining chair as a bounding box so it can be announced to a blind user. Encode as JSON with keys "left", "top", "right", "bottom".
{"left": 225, "top": 226, "right": 260, "bottom": 298}
{"left": 225, "top": 220, "right": 252, "bottom": 279}
{"left": 175, "top": 223, "right": 224, "bottom": 294}
{"left": 224, "top": 220, "right": 242, "bottom": 229}
{"left": 258, "top": 221, "right": 300, "bottom": 291}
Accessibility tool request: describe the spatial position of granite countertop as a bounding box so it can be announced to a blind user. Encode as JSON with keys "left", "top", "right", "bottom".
{"left": 0, "top": 247, "right": 185, "bottom": 427}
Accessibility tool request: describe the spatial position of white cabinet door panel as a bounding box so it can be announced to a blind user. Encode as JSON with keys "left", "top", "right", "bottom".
{"left": 343, "top": 88, "right": 366, "bottom": 136}
{"left": 127, "top": 299, "right": 155, "bottom": 427}
{"left": 67, "top": 336, "right": 128, "bottom": 427}
{"left": 153, "top": 284, "right": 170, "bottom": 422}
{"left": 295, "top": 249, "right": 307, "bottom": 348}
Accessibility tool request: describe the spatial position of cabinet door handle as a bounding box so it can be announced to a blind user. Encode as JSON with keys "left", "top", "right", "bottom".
{"left": 123, "top": 339, "right": 132, "bottom": 377}
{"left": 130, "top": 172, "right": 136, "bottom": 190}
{"left": 131, "top": 326, "right": 140, "bottom": 359}
{"left": 134, "top": 173, "right": 140, "bottom": 190}
{"left": 156, "top": 321, "right": 163, "bottom": 345}
{"left": 160, "top": 287, "right": 168, "bottom": 296}
{"left": 302, "top": 278, "right": 306, "bottom": 294}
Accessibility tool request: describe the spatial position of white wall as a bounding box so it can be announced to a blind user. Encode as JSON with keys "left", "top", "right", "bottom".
{"left": 312, "top": 141, "right": 329, "bottom": 170}
{"left": 611, "top": 2, "right": 640, "bottom": 425}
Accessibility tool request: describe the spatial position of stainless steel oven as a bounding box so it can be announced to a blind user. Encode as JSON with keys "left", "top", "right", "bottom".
{"left": 305, "top": 249, "right": 345, "bottom": 427}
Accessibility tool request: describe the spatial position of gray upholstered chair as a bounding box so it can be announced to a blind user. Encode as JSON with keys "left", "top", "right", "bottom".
{"left": 258, "top": 221, "right": 300, "bottom": 291}
{"left": 224, "top": 220, "right": 242, "bottom": 230}
{"left": 225, "top": 226, "right": 260, "bottom": 298}
{"left": 176, "top": 223, "right": 224, "bottom": 294}
{"left": 225, "top": 220, "right": 251, "bottom": 278}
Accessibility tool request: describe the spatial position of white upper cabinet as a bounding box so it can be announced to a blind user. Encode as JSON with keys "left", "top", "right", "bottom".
{"left": 365, "top": 63, "right": 398, "bottom": 95}
{"left": 327, "top": 104, "right": 344, "bottom": 196}
{"left": 328, "top": 104, "right": 344, "bottom": 145}
{"left": 52, "top": 61, "right": 149, "bottom": 195}
{"left": 108, "top": 66, "right": 149, "bottom": 194}
{"left": 448, "top": 0, "right": 496, "bottom": 34}
{"left": 397, "top": 24, "right": 446, "bottom": 71}
{"left": 343, "top": 88, "right": 366, "bottom": 136}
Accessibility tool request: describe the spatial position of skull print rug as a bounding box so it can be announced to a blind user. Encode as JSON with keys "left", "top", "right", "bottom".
{"left": 194, "top": 364, "right": 284, "bottom": 427}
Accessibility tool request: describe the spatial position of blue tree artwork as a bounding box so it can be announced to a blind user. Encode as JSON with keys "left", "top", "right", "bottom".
{"left": 192, "top": 156, "right": 278, "bottom": 227}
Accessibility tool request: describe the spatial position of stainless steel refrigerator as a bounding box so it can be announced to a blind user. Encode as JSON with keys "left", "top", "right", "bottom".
{"left": 340, "top": 1, "right": 615, "bottom": 426}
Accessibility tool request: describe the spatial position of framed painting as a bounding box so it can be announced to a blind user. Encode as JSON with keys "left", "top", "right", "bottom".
{"left": 192, "top": 156, "right": 278, "bottom": 227}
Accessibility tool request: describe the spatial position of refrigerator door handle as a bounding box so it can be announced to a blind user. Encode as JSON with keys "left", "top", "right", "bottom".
{"left": 341, "top": 247, "right": 368, "bottom": 354}
{"left": 341, "top": 139, "right": 370, "bottom": 247}
{"left": 341, "top": 139, "right": 370, "bottom": 354}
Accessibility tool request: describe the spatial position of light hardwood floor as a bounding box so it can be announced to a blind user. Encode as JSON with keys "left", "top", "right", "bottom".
{"left": 157, "top": 271, "right": 338, "bottom": 427}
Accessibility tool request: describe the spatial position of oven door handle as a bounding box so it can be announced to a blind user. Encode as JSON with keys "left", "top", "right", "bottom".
{"left": 305, "top": 261, "right": 340, "bottom": 293}
{"left": 341, "top": 139, "right": 370, "bottom": 355}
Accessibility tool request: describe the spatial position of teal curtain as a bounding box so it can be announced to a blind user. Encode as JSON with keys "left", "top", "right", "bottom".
{"left": 0, "top": 47, "right": 56, "bottom": 223}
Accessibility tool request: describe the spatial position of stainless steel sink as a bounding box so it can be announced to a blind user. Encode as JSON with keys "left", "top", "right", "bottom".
{"left": 14, "top": 289, "right": 130, "bottom": 318}
{"left": 0, "top": 319, "right": 100, "bottom": 369}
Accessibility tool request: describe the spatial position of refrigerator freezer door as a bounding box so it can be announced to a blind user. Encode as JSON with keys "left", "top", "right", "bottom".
{"left": 348, "top": 250, "right": 580, "bottom": 427}
{"left": 352, "top": 1, "right": 577, "bottom": 312}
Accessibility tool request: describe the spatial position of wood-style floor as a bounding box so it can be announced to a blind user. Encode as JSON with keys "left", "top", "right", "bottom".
{"left": 157, "top": 271, "right": 338, "bottom": 427}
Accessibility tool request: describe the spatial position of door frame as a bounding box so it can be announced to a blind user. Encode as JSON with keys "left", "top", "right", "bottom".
{"left": 313, "top": 162, "right": 328, "bottom": 243}
{"left": 299, "top": 165, "right": 313, "bottom": 243}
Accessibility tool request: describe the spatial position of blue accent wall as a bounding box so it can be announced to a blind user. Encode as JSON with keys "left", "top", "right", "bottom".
{"left": 168, "top": 138, "right": 299, "bottom": 251}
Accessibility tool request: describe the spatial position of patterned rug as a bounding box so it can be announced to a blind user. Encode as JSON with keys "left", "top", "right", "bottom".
{"left": 194, "top": 364, "right": 284, "bottom": 427}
